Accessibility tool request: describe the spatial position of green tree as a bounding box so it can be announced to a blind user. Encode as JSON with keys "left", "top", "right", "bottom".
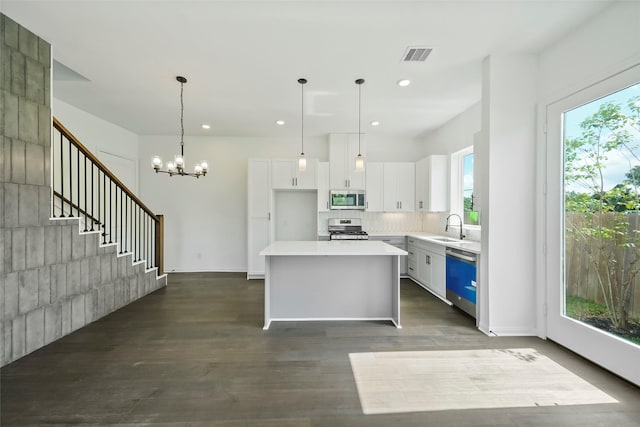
{"left": 565, "top": 99, "right": 640, "bottom": 330}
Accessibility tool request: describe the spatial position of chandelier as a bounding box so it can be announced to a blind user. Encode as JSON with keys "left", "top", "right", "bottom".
{"left": 152, "top": 76, "right": 208, "bottom": 178}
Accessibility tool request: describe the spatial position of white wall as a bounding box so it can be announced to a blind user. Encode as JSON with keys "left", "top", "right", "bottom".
{"left": 537, "top": 1, "right": 640, "bottom": 105}
{"left": 52, "top": 98, "right": 140, "bottom": 193}
{"left": 420, "top": 103, "right": 481, "bottom": 157}
{"left": 480, "top": 54, "right": 538, "bottom": 336}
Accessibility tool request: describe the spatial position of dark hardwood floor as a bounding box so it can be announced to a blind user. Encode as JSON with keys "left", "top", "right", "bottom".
{"left": 2, "top": 272, "right": 639, "bottom": 426}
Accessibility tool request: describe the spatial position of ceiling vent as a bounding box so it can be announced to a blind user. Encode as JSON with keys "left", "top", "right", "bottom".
{"left": 402, "top": 47, "right": 432, "bottom": 62}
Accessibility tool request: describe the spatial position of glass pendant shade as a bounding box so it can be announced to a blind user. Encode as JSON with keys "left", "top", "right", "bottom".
{"left": 355, "top": 154, "right": 365, "bottom": 172}
{"left": 298, "top": 153, "right": 307, "bottom": 171}
{"left": 167, "top": 161, "right": 176, "bottom": 173}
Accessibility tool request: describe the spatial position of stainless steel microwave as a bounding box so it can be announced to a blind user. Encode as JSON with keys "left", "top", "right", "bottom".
{"left": 330, "top": 190, "right": 365, "bottom": 210}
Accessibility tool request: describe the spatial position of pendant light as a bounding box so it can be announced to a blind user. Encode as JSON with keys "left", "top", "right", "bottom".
{"left": 298, "top": 78, "right": 307, "bottom": 171}
{"left": 151, "top": 76, "right": 208, "bottom": 178}
{"left": 355, "top": 78, "right": 365, "bottom": 172}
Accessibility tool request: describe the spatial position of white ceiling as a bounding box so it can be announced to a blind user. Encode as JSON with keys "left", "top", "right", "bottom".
{"left": 2, "top": 1, "right": 612, "bottom": 140}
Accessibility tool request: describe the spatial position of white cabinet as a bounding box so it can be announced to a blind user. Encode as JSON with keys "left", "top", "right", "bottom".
{"left": 365, "top": 162, "right": 384, "bottom": 211}
{"left": 407, "top": 237, "right": 446, "bottom": 299}
{"left": 415, "top": 155, "right": 448, "bottom": 212}
{"left": 383, "top": 163, "right": 415, "bottom": 212}
{"left": 271, "top": 159, "right": 317, "bottom": 189}
{"left": 329, "top": 134, "right": 366, "bottom": 189}
{"left": 248, "top": 159, "right": 271, "bottom": 278}
{"left": 317, "top": 162, "right": 330, "bottom": 212}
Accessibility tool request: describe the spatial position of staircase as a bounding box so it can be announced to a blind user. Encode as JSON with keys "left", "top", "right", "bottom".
{"left": 0, "top": 119, "right": 167, "bottom": 367}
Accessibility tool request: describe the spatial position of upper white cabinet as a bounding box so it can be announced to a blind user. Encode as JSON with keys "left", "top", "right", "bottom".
{"left": 415, "top": 155, "right": 448, "bottom": 212}
{"left": 383, "top": 162, "right": 415, "bottom": 212}
{"left": 365, "top": 162, "right": 384, "bottom": 212}
{"left": 317, "top": 162, "right": 330, "bottom": 212}
{"left": 329, "top": 133, "right": 366, "bottom": 190}
{"left": 271, "top": 159, "right": 317, "bottom": 189}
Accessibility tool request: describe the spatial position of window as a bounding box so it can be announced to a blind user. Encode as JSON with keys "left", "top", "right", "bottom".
{"left": 451, "top": 146, "right": 479, "bottom": 226}
{"left": 462, "top": 152, "right": 478, "bottom": 225}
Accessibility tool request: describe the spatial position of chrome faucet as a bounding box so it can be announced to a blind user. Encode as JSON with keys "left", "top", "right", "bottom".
{"left": 445, "top": 214, "right": 465, "bottom": 240}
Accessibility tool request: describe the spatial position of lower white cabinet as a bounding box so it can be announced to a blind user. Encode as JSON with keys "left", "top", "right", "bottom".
{"left": 407, "top": 237, "right": 446, "bottom": 298}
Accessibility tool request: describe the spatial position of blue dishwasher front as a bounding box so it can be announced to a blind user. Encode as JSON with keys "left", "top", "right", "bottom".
{"left": 445, "top": 248, "right": 477, "bottom": 318}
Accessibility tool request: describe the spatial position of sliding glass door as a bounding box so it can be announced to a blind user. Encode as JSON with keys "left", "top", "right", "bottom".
{"left": 545, "top": 65, "right": 640, "bottom": 386}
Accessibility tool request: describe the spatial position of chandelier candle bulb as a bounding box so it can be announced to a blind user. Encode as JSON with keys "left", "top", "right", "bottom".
{"left": 152, "top": 155, "right": 162, "bottom": 170}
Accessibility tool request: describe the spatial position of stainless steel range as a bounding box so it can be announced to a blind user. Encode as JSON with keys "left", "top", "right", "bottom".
{"left": 328, "top": 218, "right": 369, "bottom": 240}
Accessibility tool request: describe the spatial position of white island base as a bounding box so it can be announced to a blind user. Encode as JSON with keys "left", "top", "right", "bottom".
{"left": 260, "top": 241, "right": 407, "bottom": 330}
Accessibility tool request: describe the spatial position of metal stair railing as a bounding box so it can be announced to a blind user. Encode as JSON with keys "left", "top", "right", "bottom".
{"left": 52, "top": 117, "right": 164, "bottom": 274}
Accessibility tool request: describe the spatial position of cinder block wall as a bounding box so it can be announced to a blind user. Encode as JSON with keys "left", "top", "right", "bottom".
{"left": 1, "top": 14, "right": 166, "bottom": 367}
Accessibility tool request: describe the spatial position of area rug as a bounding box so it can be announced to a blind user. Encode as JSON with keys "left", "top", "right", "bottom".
{"left": 348, "top": 348, "right": 618, "bottom": 414}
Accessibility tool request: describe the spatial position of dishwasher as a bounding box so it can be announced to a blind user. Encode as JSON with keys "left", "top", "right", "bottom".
{"left": 445, "top": 248, "right": 477, "bottom": 318}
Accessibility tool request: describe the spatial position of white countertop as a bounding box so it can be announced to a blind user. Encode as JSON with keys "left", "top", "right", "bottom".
{"left": 260, "top": 240, "right": 408, "bottom": 256}
{"left": 406, "top": 233, "right": 481, "bottom": 254}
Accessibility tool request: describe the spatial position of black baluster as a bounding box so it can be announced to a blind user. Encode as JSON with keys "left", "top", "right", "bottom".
{"left": 119, "top": 187, "right": 123, "bottom": 254}
{"left": 102, "top": 172, "right": 107, "bottom": 245}
{"left": 59, "top": 133, "right": 64, "bottom": 217}
{"left": 109, "top": 180, "right": 113, "bottom": 244}
{"left": 76, "top": 144, "right": 79, "bottom": 217}
{"left": 83, "top": 155, "right": 88, "bottom": 231}
{"left": 69, "top": 141, "right": 73, "bottom": 216}
{"left": 145, "top": 212, "right": 148, "bottom": 267}
{"left": 135, "top": 204, "right": 139, "bottom": 262}
{"left": 124, "top": 195, "right": 128, "bottom": 253}
{"left": 90, "top": 163, "right": 95, "bottom": 231}
{"left": 151, "top": 218, "right": 156, "bottom": 269}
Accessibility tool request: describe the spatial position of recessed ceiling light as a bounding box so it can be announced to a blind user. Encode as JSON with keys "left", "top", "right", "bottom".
{"left": 275, "top": 120, "right": 285, "bottom": 126}
{"left": 201, "top": 124, "right": 211, "bottom": 129}
{"left": 397, "top": 79, "right": 411, "bottom": 87}
{"left": 371, "top": 121, "right": 380, "bottom": 126}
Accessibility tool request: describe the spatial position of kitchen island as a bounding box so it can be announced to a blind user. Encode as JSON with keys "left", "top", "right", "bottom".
{"left": 259, "top": 241, "right": 407, "bottom": 329}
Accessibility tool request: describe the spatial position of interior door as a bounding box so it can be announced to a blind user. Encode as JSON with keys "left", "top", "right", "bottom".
{"left": 545, "top": 65, "right": 640, "bottom": 386}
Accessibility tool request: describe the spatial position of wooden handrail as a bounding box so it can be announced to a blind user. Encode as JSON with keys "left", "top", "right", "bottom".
{"left": 53, "top": 117, "right": 158, "bottom": 222}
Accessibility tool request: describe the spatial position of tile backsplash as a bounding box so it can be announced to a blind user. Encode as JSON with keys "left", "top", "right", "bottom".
{"left": 318, "top": 211, "right": 423, "bottom": 234}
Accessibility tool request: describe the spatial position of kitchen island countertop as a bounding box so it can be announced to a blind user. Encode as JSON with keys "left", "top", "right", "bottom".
{"left": 260, "top": 240, "right": 408, "bottom": 256}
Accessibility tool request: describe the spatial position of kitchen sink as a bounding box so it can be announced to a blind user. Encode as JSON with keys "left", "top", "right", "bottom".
{"left": 430, "top": 237, "right": 463, "bottom": 243}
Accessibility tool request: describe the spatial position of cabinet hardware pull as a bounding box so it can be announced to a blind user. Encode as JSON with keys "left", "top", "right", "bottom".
{"left": 326, "top": 201, "right": 329, "bottom": 209}
{"left": 268, "top": 212, "right": 271, "bottom": 220}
